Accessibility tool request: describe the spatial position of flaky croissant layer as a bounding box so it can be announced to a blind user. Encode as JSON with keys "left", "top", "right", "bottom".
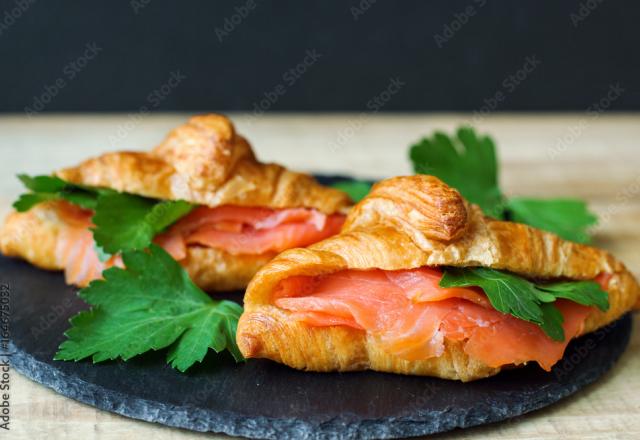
{"left": 237, "top": 175, "right": 640, "bottom": 381}
{"left": 56, "top": 114, "right": 351, "bottom": 213}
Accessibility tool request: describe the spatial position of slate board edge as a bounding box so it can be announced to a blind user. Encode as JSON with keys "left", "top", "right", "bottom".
{"left": 9, "top": 313, "right": 632, "bottom": 440}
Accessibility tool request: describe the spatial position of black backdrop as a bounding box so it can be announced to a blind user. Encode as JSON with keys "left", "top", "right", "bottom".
{"left": 2, "top": 0, "right": 639, "bottom": 112}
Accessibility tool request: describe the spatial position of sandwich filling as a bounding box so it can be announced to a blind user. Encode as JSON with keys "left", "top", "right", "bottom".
{"left": 274, "top": 267, "right": 609, "bottom": 370}
{"left": 53, "top": 201, "right": 345, "bottom": 286}
{"left": 154, "top": 205, "right": 345, "bottom": 258}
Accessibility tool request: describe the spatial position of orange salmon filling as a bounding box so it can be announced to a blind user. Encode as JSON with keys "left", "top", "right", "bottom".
{"left": 155, "top": 205, "right": 345, "bottom": 259}
{"left": 274, "top": 268, "right": 605, "bottom": 371}
{"left": 54, "top": 202, "right": 345, "bottom": 286}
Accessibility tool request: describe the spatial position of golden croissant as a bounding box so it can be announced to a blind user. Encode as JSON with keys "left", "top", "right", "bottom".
{"left": 0, "top": 114, "right": 351, "bottom": 291}
{"left": 237, "top": 175, "right": 640, "bottom": 381}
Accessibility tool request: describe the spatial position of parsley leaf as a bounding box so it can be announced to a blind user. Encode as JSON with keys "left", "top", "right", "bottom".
{"left": 538, "top": 303, "right": 566, "bottom": 342}
{"left": 18, "top": 174, "right": 67, "bottom": 192}
{"left": 13, "top": 193, "right": 60, "bottom": 212}
{"left": 331, "top": 180, "right": 373, "bottom": 203}
{"left": 538, "top": 280, "right": 609, "bottom": 312}
{"left": 13, "top": 174, "right": 104, "bottom": 211}
{"left": 439, "top": 267, "right": 609, "bottom": 341}
{"left": 408, "top": 128, "right": 599, "bottom": 243}
{"left": 507, "top": 198, "right": 597, "bottom": 244}
{"left": 91, "top": 193, "right": 193, "bottom": 255}
{"left": 55, "top": 245, "right": 243, "bottom": 371}
{"left": 410, "top": 127, "right": 505, "bottom": 217}
{"left": 440, "top": 267, "right": 553, "bottom": 326}
{"left": 13, "top": 175, "right": 194, "bottom": 255}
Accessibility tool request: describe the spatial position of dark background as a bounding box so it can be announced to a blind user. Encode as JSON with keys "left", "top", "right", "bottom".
{"left": 2, "top": 0, "right": 638, "bottom": 112}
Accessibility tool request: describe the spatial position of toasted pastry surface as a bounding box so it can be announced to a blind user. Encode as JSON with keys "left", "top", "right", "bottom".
{"left": 238, "top": 175, "right": 640, "bottom": 381}
{"left": 0, "top": 202, "right": 274, "bottom": 291}
{"left": 55, "top": 114, "right": 351, "bottom": 214}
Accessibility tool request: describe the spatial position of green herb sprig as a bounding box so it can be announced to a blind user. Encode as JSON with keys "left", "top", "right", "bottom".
{"left": 409, "top": 127, "right": 598, "bottom": 243}
{"left": 13, "top": 175, "right": 193, "bottom": 256}
{"left": 55, "top": 245, "right": 243, "bottom": 371}
{"left": 439, "top": 267, "right": 609, "bottom": 341}
{"left": 331, "top": 180, "right": 373, "bottom": 203}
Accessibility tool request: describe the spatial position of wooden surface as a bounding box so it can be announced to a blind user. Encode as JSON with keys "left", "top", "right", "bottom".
{"left": 2, "top": 113, "right": 639, "bottom": 439}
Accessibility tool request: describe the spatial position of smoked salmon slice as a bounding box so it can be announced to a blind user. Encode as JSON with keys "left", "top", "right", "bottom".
{"left": 54, "top": 203, "right": 121, "bottom": 286}
{"left": 159, "top": 205, "right": 344, "bottom": 256}
{"left": 53, "top": 202, "right": 345, "bottom": 287}
{"left": 274, "top": 267, "right": 595, "bottom": 370}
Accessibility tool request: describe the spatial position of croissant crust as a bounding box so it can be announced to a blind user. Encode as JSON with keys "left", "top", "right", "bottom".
{"left": 55, "top": 114, "right": 351, "bottom": 214}
{"left": 238, "top": 175, "right": 640, "bottom": 381}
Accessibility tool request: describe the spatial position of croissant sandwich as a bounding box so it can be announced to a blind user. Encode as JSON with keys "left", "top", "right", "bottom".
{"left": 237, "top": 175, "right": 640, "bottom": 381}
{"left": 0, "top": 114, "right": 351, "bottom": 291}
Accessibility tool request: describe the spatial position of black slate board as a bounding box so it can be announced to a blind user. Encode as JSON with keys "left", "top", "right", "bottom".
{"left": 2, "top": 175, "right": 634, "bottom": 440}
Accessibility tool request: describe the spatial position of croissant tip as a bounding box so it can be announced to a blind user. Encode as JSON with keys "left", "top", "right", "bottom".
{"left": 349, "top": 174, "right": 470, "bottom": 242}
{"left": 238, "top": 333, "right": 261, "bottom": 359}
